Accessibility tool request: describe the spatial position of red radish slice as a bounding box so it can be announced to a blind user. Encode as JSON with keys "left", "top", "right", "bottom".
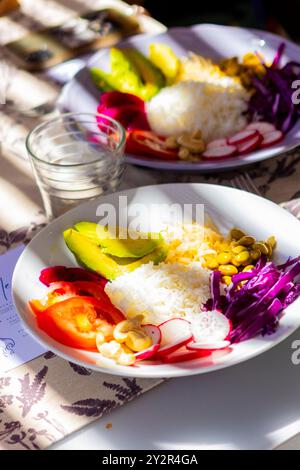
{"left": 202, "top": 145, "right": 237, "bottom": 160}
{"left": 260, "top": 130, "right": 283, "bottom": 148}
{"left": 237, "top": 133, "right": 263, "bottom": 155}
{"left": 246, "top": 121, "right": 276, "bottom": 134}
{"left": 135, "top": 324, "right": 161, "bottom": 361}
{"left": 192, "top": 310, "right": 231, "bottom": 343}
{"left": 227, "top": 129, "right": 258, "bottom": 145}
{"left": 186, "top": 340, "right": 230, "bottom": 351}
{"left": 206, "top": 138, "right": 227, "bottom": 149}
{"left": 157, "top": 318, "right": 192, "bottom": 357}
{"left": 161, "top": 347, "right": 211, "bottom": 363}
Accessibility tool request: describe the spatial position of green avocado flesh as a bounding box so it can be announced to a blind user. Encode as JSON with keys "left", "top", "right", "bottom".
{"left": 91, "top": 48, "right": 143, "bottom": 97}
{"left": 63, "top": 228, "right": 168, "bottom": 281}
{"left": 74, "top": 221, "right": 163, "bottom": 258}
{"left": 122, "top": 48, "right": 165, "bottom": 99}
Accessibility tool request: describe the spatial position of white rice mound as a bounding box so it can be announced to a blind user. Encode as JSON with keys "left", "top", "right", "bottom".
{"left": 105, "top": 261, "right": 211, "bottom": 326}
{"left": 146, "top": 81, "right": 249, "bottom": 142}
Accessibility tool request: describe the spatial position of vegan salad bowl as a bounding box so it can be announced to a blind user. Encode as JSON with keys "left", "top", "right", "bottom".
{"left": 58, "top": 24, "right": 300, "bottom": 172}
{"left": 12, "top": 184, "right": 300, "bottom": 378}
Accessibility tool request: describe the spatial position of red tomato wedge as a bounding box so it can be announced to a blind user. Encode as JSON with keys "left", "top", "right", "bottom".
{"left": 35, "top": 296, "right": 118, "bottom": 350}
{"left": 70, "top": 281, "right": 125, "bottom": 324}
{"left": 29, "top": 299, "right": 47, "bottom": 315}
{"left": 126, "top": 130, "right": 178, "bottom": 159}
{"left": 28, "top": 289, "right": 72, "bottom": 314}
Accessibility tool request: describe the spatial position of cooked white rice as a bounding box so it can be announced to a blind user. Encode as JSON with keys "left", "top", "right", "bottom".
{"left": 146, "top": 80, "right": 249, "bottom": 142}
{"left": 105, "top": 261, "right": 211, "bottom": 326}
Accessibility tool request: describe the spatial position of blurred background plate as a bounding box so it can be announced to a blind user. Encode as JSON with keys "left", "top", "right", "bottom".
{"left": 58, "top": 24, "right": 300, "bottom": 172}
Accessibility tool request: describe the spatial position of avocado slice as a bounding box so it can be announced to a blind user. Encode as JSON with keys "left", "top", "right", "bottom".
{"left": 123, "top": 48, "right": 165, "bottom": 87}
{"left": 91, "top": 48, "right": 144, "bottom": 96}
{"left": 110, "top": 47, "right": 140, "bottom": 77}
{"left": 123, "top": 48, "right": 165, "bottom": 100}
{"left": 149, "top": 43, "right": 180, "bottom": 83}
{"left": 63, "top": 229, "right": 168, "bottom": 281}
{"left": 90, "top": 68, "right": 114, "bottom": 92}
{"left": 74, "top": 221, "right": 163, "bottom": 259}
{"left": 73, "top": 221, "right": 107, "bottom": 243}
{"left": 90, "top": 48, "right": 164, "bottom": 100}
{"left": 90, "top": 66, "right": 142, "bottom": 96}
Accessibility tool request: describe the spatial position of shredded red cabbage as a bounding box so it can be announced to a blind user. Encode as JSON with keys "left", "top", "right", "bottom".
{"left": 248, "top": 42, "right": 300, "bottom": 133}
{"left": 206, "top": 255, "right": 300, "bottom": 343}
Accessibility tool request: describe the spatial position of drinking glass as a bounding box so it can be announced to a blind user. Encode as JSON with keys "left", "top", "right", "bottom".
{"left": 26, "top": 112, "right": 126, "bottom": 220}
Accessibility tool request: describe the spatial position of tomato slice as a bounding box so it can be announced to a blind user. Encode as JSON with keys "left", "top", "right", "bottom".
{"left": 47, "top": 280, "right": 124, "bottom": 324}
{"left": 36, "top": 296, "right": 116, "bottom": 350}
{"left": 126, "top": 130, "right": 178, "bottom": 159}
{"left": 29, "top": 299, "right": 46, "bottom": 315}
{"left": 69, "top": 281, "right": 125, "bottom": 324}
{"left": 28, "top": 288, "right": 70, "bottom": 314}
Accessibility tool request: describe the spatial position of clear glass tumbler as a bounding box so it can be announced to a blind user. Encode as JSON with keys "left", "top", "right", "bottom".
{"left": 26, "top": 112, "right": 126, "bottom": 220}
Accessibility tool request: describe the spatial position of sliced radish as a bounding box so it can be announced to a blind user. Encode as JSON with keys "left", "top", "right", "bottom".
{"left": 186, "top": 340, "right": 230, "bottom": 351}
{"left": 260, "top": 130, "right": 283, "bottom": 148}
{"left": 237, "top": 133, "right": 263, "bottom": 155}
{"left": 157, "top": 318, "right": 192, "bottom": 357}
{"left": 227, "top": 129, "right": 258, "bottom": 146}
{"left": 135, "top": 324, "right": 161, "bottom": 361}
{"left": 161, "top": 347, "right": 211, "bottom": 363}
{"left": 191, "top": 310, "right": 232, "bottom": 343}
{"left": 202, "top": 145, "right": 237, "bottom": 160}
{"left": 246, "top": 121, "right": 276, "bottom": 135}
{"left": 206, "top": 138, "right": 227, "bottom": 149}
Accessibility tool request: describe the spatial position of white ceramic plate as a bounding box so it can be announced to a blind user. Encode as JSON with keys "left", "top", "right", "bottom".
{"left": 12, "top": 183, "right": 300, "bottom": 378}
{"left": 58, "top": 24, "right": 300, "bottom": 172}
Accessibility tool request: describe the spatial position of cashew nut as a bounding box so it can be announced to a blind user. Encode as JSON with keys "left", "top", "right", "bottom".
{"left": 98, "top": 340, "right": 135, "bottom": 366}
{"left": 178, "top": 147, "right": 190, "bottom": 160}
{"left": 113, "top": 315, "right": 144, "bottom": 342}
{"left": 125, "top": 330, "right": 152, "bottom": 352}
{"left": 112, "top": 315, "right": 152, "bottom": 353}
{"left": 177, "top": 134, "right": 205, "bottom": 153}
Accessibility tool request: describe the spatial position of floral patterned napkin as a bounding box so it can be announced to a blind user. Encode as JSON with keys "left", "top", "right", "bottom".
{"left": 0, "top": 351, "right": 162, "bottom": 450}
